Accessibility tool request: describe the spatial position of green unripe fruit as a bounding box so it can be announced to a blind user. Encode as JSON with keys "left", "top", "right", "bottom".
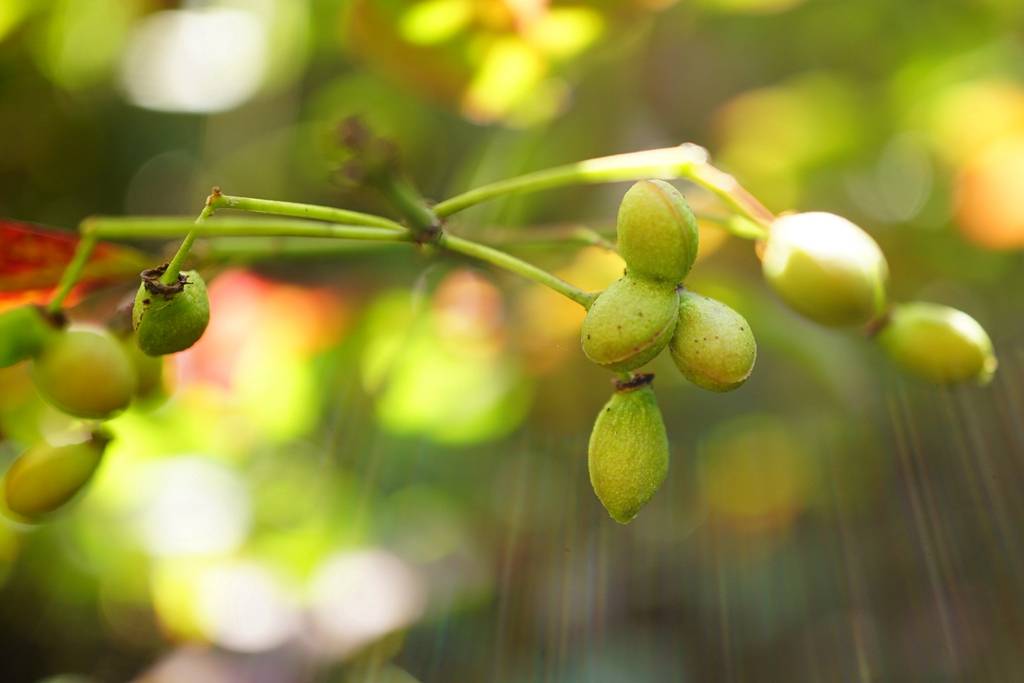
{"left": 0, "top": 306, "right": 59, "bottom": 368}
{"left": 32, "top": 327, "right": 137, "bottom": 419}
{"left": 670, "top": 291, "right": 756, "bottom": 392}
{"left": 617, "top": 180, "right": 699, "bottom": 283}
{"left": 588, "top": 377, "right": 669, "bottom": 524}
{"left": 132, "top": 269, "right": 210, "bottom": 356}
{"left": 4, "top": 433, "right": 108, "bottom": 519}
{"left": 762, "top": 212, "right": 888, "bottom": 327}
{"left": 581, "top": 276, "right": 679, "bottom": 371}
{"left": 878, "top": 302, "right": 997, "bottom": 385}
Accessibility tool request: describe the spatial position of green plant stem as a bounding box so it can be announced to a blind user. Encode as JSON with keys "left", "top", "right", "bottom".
{"left": 438, "top": 233, "right": 597, "bottom": 309}
{"left": 375, "top": 174, "right": 440, "bottom": 237}
{"left": 78, "top": 215, "right": 594, "bottom": 307}
{"left": 212, "top": 194, "right": 406, "bottom": 231}
{"left": 697, "top": 213, "right": 770, "bottom": 240}
{"left": 81, "top": 217, "right": 415, "bottom": 242}
{"left": 433, "top": 144, "right": 775, "bottom": 230}
{"left": 160, "top": 203, "right": 214, "bottom": 285}
{"left": 46, "top": 234, "right": 98, "bottom": 313}
{"left": 198, "top": 237, "right": 404, "bottom": 262}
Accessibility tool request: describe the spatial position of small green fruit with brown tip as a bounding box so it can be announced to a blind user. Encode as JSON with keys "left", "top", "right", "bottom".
{"left": 0, "top": 306, "right": 59, "bottom": 368}
{"left": 581, "top": 276, "right": 679, "bottom": 371}
{"left": 761, "top": 212, "right": 888, "bottom": 326}
{"left": 670, "top": 291, "right": 756, "bottom": 392}
{"left": 588, "top": 377, "right": 669, "bottom": 524}
{"left": 133, "top": 269, "right": 210, "bottom": 356}
{"left": 32, "top": 326, "right": 137, "bottom": 419}
{"left": 617, "top": 180, "right": 699, "bottom": 283}
{"left": 4, "top": 433, "right": 108, "bottom": 519}
{"left": 878, "top": 302, "right": 997, "bottom": 384}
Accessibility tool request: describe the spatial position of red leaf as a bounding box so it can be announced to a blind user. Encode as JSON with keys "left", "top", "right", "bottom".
{"left": 0, "top": 220, "right": 149, "bottom": 310}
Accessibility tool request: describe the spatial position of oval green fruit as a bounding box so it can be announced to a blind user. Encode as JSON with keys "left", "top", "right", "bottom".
{"left": 581, "top": 276, "right": 679, "bottom": 371}
{"left": 670, "top": 291, "right": 756, "bottom": 392}
{"left": 0, "top": 306, "right": 59, "bottom": 368}
{"left": 878, "top": 302, "right": 997, "bottom": 384}
{"left": 4, "top": 434, "right": 108, "bottom": 519}
{"left": 762, "top": 212, "right": 888, "bottom": 327}
{"left": 588, "top": 379, "right": 669, "bottom": 524}
{"left": 32, "top": 326, "right": 137, "bottom": 419}
{"left": 133, "top": 269, "right": 210, "bottom": 356}
{"left": 617, "top": 180, "right": 699, "bottom": 283}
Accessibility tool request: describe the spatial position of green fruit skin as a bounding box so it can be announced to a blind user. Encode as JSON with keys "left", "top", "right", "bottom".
{"left": 132, "top": 270, "right": 210, "bottom": 356}
{"left": 32, "top": 327, "right": 137, "bottom": 419}
{"left": 588, "top": 385, "right": 669, "bottom": 524}
{"left": 0, "top": 306, "right": 56, "bottom": 368}
{"left": 670, "top": 291, "right": 756, "bottom": 392}
{"left": 581, "top": 276, "right": 679, "bottom": 371}
{"left": 4, "top": 437, "right": 106, "bottom": 518}
{"left": 762, "top": 212, "right": 888, "bottom": 327}
{"left": 617, "top": 180, "right": 699, "bottom": 283}
{"left": 878, "top": 302, "right": 997, "bottom": 384}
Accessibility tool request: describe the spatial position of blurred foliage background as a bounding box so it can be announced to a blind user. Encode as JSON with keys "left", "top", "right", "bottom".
{"left": 1, "top": 0, "right": 1024, "bottom": 681}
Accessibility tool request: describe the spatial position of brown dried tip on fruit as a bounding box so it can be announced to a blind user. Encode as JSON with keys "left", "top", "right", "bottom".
{"left": 133, "top": 268, "right": 210, "bottom": 356}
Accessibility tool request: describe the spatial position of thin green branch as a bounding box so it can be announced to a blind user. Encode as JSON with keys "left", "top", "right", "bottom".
{"left": 46, "top": 234, "right": 98, "bottom": 313}
{"left": 433, "top": 144, "right": 775, "bottom": 231}
{"left": 212, "top": 194, "right": 406, "bottom": 231}
{"left": 375, "top": 174, "right": 441, "bottom": 237}
{"left": 160, "top": 201, "right": 214, "bottom": 285}
{"left": 81, "top": 217, "right": 414, "bottom": 242}
{"left": 438, "top": 233, "right": 597, "bottom": 309}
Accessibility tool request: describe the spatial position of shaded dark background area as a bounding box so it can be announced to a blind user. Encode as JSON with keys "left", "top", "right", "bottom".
{"left": 1, "top": 1, "right": 1023, "bottom": 681}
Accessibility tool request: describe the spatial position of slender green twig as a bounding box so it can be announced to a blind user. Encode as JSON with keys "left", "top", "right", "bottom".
{"left": 46, "top": 234, "right": 98, "bottom": 313}
{"left": 375, "top": 174, "right": 441, "bottom": 238}
{"left": 433, "top": 144, "right": 775, "bottom": 231}
{"left": 160, "top": 201, "right": 214, "bottom": 285}
{"left": 78, "top": 215, "right": 594, "bottom": 307}
{"left": 81, "top": 217, "right": 414, "bottom": 242}
{"left": 438, "top": 233, "right": 597, "bottom": 309}
{"left": 212, "top": 194, "right": 406, "bottom": 231}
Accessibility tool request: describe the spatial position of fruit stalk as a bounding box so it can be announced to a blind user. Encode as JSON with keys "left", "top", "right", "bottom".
{"left": 438, "top": 233, "right": 597, "bottom": 309}
{"left": 46, "top": 234, "right": 98, "bottom": 313}
{"left": 432, "top": 144, "right": 775, "bottom": 232}
{"left": 209, "top": 193, "right": 406, "bottom": 231}
{"left": 159, "top": 191, "right": 218, "bottom": 286}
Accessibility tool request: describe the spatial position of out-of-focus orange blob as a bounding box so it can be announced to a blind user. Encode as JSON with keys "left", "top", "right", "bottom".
{"left": 175, "top": 270, "right": 348, "bottom": 390}
{"left": 432, "top": 269, "right": 505, "bottom": 354}
{"left": 954, "top": 136, "right": 1024, "bottom": 249}
{"left": 515, "top": 246, "right": 624, "bottom": 373}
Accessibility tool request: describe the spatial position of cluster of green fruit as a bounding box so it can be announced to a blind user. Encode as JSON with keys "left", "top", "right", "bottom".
{"left": 583, "top": 181, "right": 996, "bottom": 524}
{"left": 0, "top": 271, "right": 210, "bottom": 520}
{"left": 0, "top": 177, "right": 999, "bottom": 528}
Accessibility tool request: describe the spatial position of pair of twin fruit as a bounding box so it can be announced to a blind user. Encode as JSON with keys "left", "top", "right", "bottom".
{"left": 584, "top": 180, "right": 996, "bottom": 523}
{"left": 0, "top": 270, "right": 210, "bottom": 520}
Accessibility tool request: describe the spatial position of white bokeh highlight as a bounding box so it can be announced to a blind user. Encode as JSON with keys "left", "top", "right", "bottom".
{"left": 121, "top": 8, "right": 267, "bottom": 113}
